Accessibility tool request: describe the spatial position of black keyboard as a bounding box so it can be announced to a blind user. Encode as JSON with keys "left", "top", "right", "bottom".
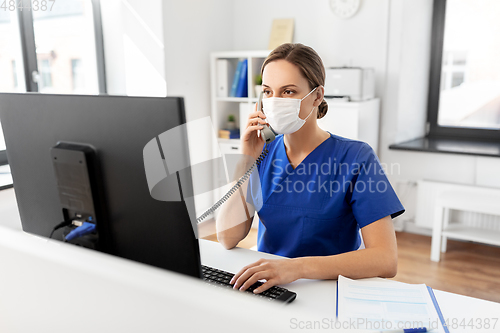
{"left": 201, "top": 265, "right": 297, "bottom": 303}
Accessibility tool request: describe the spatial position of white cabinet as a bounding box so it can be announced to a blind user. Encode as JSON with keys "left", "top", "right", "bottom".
{"left": 318, "top": 98, "right": 380, "bottom": 154}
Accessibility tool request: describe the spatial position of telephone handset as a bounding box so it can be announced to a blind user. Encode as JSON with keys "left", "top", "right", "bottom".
{"left": 257, "top": 91, "right": 277, "bottom": 144}
{"left": 196, "top": 93, "right": 275, "bottom": 223}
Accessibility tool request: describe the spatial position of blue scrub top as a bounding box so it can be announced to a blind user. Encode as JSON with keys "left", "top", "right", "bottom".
{"left": 247, "top": 132, "right": 404, "bottom": 258}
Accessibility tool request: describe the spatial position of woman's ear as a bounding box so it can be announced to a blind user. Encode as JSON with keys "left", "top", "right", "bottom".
{"left": 313, "top": 85, "right": 325, "bottom": 107}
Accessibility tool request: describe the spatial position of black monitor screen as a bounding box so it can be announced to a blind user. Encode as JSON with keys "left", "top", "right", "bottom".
{"left": 0, "top": 93, "right": 201, "bottom": 278}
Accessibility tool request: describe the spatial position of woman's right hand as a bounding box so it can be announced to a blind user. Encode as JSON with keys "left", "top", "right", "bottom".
{"left": 241, "top": 104, "right": 267, "bottom": 160}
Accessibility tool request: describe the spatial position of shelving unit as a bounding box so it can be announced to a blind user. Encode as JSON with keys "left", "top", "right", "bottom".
{"left": 431, "top": 187, "right": 500, "bottom": 262}
{"left": 210, "top": 50, "right": 270, "bottom": 147}
{"left": 209, "top": 50, "right": 270, "bottom": 213}
{"left": 442, "top": 225, "right": 500, "bottom": 247}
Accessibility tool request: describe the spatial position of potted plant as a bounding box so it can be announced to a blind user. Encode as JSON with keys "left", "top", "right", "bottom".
{"left": 226, "top": 114, "right": 236, "bottom": 130}
{"left": 254, "top": 74, "right": 262, "bottom": 98}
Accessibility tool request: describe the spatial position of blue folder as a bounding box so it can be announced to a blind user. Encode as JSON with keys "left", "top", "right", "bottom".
{"left": 230, "top": 60, "right": 243, "bottom": 97}
{"left": 235, "top": 59, "right": 248, "bottom": 98}
{"left": 427, "top": 286, "right": 450, "bottom": 333}
{"left": 335, "top": 282, "right": 450, "bottom": 333}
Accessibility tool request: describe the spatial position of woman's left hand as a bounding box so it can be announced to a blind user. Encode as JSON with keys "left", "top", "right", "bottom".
{"left": 230, "top": 258, "right": 302, "bottom": 294}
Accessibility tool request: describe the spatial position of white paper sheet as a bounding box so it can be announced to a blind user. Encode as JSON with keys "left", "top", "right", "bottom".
{"left": 337, "top": 275, "right": 446, "bottom": 332}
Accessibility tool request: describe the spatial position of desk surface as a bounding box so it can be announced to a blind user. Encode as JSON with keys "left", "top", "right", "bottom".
{"left": 200, "top": 239, "right": 500, "bottom": 332}
{"left": 200, "top": 239, "right": 337, "bottom": 317}
{"left": 0, "top": 212, "right": 499, "bottom": 333}
{"left": 0, "top": 165, "right": 13, "bottom": 190}
{"left": 0, "top": 226, "right": 292, "bottom": 333}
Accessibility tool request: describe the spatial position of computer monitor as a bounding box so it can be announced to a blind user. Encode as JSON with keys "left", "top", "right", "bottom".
{"left": 0, "top": 93, "right": 202, "bottom": 278}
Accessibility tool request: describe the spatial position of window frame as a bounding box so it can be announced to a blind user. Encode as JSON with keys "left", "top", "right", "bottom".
{"left": 39, "top": 58, "right": 53, "bottom": 88}
{"left": 71, "top": 58, "right": 84, "bottom": 91}
{"left": 427, "top": 0, "right": 500, "bottom": 141}
{"left": 12, "top": 60, "right": 18, "bottom": 88}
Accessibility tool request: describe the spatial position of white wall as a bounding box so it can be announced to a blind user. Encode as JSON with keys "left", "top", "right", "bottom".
{"left": 377, "top": 0, "right": 433, "bottom": 228}
{"left": 162, "top": 0, "right": 235, "bottom": 214}
{"left": 101, "top": 0, "right": 235, "bottom": 215}
{"left": 101, "top": 0, "right": 166, "bottom": 96}
{"left": 101, "top": 0, "right": 500, "bottom": 233}
{"left": 380, "top": 0, "right": 431, "bottom": 152}
{"left": 233, "top": 0, "right": 390, "bottom": 106}
{"left": 163, "top": 0, "right": 234, "bottom": 122}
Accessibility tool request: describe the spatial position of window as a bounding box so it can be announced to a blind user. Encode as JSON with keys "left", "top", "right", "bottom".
{"left": 0, "top": 11, "right": 25, "bottom": 166}
{"left": 71, "top": 58, "right": 84, "bottom": 92}
{"left": 428, "top": 0, "right": 500, "bottom": 140}
{"left": 0, "top": 0, "right": 106, "bottom": 167}
{"left": 0, "top": 11, "right": 24, "bottom": 93}
{"left": 38, "top": 58, "right": 52, "bottom": 90}
{"left": 32, "top": 0, "right": 102, "bottom": 94}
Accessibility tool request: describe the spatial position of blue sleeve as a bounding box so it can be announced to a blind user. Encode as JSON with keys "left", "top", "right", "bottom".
{"left": 349, "top": 143, "right": 405, "bottom": 228}
{"left": 244, "top": 141, "right": 271, "bottom": 212}
{"left": 245, "top": 161, "right": 264, "bottom": 212}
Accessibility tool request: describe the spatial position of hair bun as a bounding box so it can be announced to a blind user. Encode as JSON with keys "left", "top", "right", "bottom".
{"left": 317, "top": 100, "right": 328, "bottom": 119}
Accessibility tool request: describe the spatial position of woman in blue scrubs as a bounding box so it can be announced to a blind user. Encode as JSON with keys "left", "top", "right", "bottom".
{"left": 216, "top": 43, "right": 404, "bottom": 294}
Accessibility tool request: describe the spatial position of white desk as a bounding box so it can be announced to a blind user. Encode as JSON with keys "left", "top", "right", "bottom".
{"left": 201, "top": 240, "right": 500, "bottom": 333}
{"left": 200, "top": 239, "right": 337, "bottom": 318}
{"left": 0, "top": 165, "right": 13, "bottom": 190}
{"left": 0, "top": 226, "right": 292, "bottom": 333}
{"left": 0, "top": 223, "right": 499, "bottom": 333}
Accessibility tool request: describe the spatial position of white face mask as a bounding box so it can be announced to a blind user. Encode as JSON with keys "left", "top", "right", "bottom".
{"left": 262, "top": 87, "right": 317, "bottom": 135}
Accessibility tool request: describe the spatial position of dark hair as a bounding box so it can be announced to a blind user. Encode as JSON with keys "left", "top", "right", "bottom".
{"left": 261, "top": 43, "right": 328, "bottom": 119}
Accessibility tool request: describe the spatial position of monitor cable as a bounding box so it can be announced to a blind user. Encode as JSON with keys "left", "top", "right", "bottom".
{"left": 49, "top": 220, "right": 72, "bottom": 239}
{"left": 64, "top": 222, "right": 96, "bottom": 242}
